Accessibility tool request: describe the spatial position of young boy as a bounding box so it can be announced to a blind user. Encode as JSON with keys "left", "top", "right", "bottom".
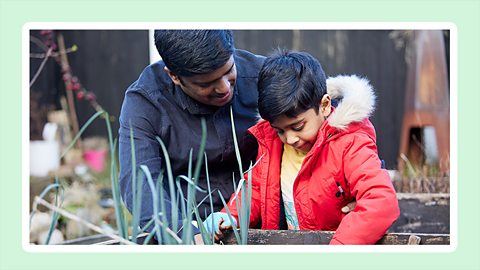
{"left": 204, "top": 50, "right": 400, "bottom": 244}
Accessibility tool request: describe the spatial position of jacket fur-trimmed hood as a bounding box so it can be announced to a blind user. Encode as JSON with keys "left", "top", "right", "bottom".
{"left": 326, "top": 75, "right": 376, "bottom": 130}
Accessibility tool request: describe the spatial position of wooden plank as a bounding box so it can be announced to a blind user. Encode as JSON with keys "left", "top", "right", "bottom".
{"left": 60, "top": 230, "right": 449, "bottom": 245}
{"left": 221, "top": 230, "right": 450, "bottom": 245}
{"left": 61, "top": 234, "right": 113, "bottom": 245}
{"left": 61, "top": 233, "right": 154, "bottom": 245}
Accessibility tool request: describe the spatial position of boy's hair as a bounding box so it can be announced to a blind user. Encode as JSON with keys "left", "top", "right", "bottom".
{"left": 154, "top": 30, "right": 234, "bottom": 77}
{"left": 258, "top": 49, "right": 327, "bottom": 123}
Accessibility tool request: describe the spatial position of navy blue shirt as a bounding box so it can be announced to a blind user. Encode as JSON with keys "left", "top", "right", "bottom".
{"left": 119, "top": 49, "right": 265, "bottom": 235}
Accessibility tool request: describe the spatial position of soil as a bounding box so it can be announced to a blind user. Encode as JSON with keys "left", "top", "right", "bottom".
{"left": 390, "top": 193, "right": 450, "bottom": 234}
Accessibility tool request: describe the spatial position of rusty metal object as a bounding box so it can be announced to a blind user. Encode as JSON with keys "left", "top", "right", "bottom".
{"left": 399, "top": 30, "right": 450, "bottom": 173}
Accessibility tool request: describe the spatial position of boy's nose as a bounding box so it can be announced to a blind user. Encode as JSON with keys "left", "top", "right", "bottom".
{"left": 286, "top": 133, "right": 299, "bottom": 145}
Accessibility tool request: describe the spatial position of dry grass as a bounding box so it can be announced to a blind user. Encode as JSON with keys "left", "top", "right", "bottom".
{"left": 393, "top": 153, "right": 450, "bottom": 193}
{"left": 393, "top": 176, "right": 449, "bottom": 193}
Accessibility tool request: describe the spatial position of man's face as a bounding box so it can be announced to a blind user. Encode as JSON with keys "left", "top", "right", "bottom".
{"left": 270, "top": 108, "right": 326, "bottom": 153}
{"left": 166, "top": 56, "right": 237, "bottom": 107}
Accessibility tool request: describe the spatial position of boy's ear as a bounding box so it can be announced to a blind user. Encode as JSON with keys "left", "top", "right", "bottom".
{"left": 164, "top": 67, "right": 182, "bottom": 86}
{"left": 320, "top": 94, "right": 332, "bottom": 117}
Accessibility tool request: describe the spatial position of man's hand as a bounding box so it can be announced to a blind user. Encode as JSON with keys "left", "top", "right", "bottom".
{"left": 341, "top": 200, "right": 357, "bottom": 214}
{"left": 203, "top": 212, "right": 237, "bottom": 241}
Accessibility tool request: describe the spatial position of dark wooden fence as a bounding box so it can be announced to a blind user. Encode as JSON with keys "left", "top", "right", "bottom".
{"left": 234, "top": 30, "right": 408, "bottom": 168}
{"left": 30, "top": 30, "right": 450, "bottom": 169}
{"left": 29, "top": 30, "right": 149, "bottom": 141}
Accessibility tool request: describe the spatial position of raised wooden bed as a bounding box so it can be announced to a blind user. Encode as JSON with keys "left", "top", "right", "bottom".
{"left": 221, "top": 229, "right": 449, "bottom": 245}
{"left": 61, "top": 233, "right": 156, "bottom": 245}
{"left": 60, "top": 193, "right": 450, "bottom": 245}
{"left": 60, "top": 230, "right": 449, "bottom": 245}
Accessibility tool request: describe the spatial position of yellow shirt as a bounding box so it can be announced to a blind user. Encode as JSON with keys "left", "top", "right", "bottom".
{"left": 280, "top": 144, "right": 307, "bottom": 230}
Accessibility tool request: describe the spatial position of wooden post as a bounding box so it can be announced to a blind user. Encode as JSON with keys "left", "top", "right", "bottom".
{"left": 57, "top": 33, "right": 82, "bottom": 149}
{"left": 407, "top": 234, "right": 422, "bottom": 245}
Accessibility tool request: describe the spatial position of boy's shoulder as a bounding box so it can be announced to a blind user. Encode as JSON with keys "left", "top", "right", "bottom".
{"left": 324, "top": 119, "right": 377, "bottom": 157}
{"left": 248, "top": 119, "right": 277, "bottom": 141}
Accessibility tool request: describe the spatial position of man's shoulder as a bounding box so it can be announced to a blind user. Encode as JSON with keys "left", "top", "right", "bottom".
{"left": 125, "top": 61, "right": 173, "bottom": 100}
{"left": 121, "top": 60, "right": 175, "bottom": 119}
{"left": 234, "top": 49, "right": 265, "bottom": 77}
{"left": 234, "top": 49, "right": 265, "bottom": 61}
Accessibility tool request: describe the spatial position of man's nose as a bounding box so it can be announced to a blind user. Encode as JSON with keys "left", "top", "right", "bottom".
{"left": 214, "top": 76, "right": 231, "bottom": 94}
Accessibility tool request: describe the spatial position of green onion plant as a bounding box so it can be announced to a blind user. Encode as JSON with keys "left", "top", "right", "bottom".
{"left": 35, "top": 105, "right": 256, "bottom": 245}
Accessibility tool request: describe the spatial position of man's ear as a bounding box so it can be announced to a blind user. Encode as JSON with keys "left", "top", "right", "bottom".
{"left": 164, "top": 67, "right": 182, "bottom": 86}
{"left": 320, "top": 94, "right": 332, "bottom": 117}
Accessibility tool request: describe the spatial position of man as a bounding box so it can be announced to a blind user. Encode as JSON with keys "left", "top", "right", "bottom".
{"left": 118, "top": 30, "right": 265, "bottom": 243}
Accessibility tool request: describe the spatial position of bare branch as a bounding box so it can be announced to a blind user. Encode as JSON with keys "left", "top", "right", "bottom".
{"left": 30, "top": 47, "right": 53, "bottom": 88}
{"left": 33, "top": 196, "right": 137, "bottom": 245}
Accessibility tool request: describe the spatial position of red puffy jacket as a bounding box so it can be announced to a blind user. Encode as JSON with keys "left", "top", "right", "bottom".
{"left": 224, "top": 75, "right": 400, "bottom": 244}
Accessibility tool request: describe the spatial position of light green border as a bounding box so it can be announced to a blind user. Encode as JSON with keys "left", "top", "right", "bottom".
{"left": 1, "top": 0, "right": 479, "bottom": 269}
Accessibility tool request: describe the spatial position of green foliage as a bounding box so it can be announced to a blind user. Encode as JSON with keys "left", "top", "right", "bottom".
{"left": 35, "top": 105, "right": 255, "bottom": 245}
{"left": 30, "top": 177, "right": 65, "bottom": 245}
{"left": 105, "top": 112, "right": 128, "bottom": 240}
{"left": 214, "top": 107, "right": 255, "bottom": 245}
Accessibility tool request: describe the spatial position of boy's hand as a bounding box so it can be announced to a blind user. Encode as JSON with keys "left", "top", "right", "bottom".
{"left": 203, "top": 212, "right": 237, "bottom": 240}
{"left": 341, "top": 200, "right": 357, "bottom": 214}
{"left": 194, "top": 233, "right": 205, "bottom": 245}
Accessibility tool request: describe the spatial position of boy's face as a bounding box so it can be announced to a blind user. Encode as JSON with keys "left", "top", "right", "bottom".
{"left": 165, "top": 56, "right": 237, "bottom": 107}
{"left": 270, "top": 96, "right": 331, "bottom": 153}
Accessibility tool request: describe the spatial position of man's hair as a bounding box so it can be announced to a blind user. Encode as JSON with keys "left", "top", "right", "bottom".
{"left": 258, "top": 49, "right": 327, "bottom": 123}
{"left": 154, "top": 30, "right": 234, "bottom": 77}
